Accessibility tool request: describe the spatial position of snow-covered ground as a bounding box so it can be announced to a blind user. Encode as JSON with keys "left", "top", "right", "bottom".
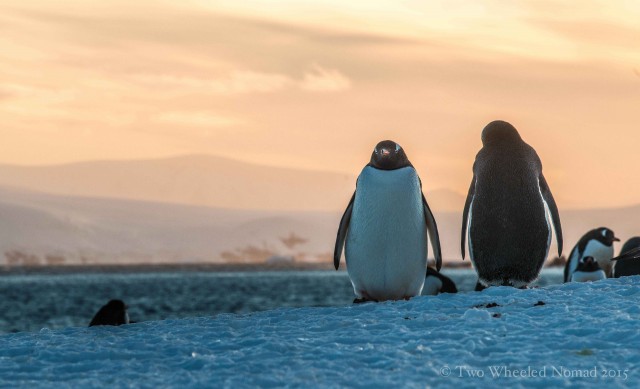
{"left": 2, "top": 276, "right": 639, "bottom": 388}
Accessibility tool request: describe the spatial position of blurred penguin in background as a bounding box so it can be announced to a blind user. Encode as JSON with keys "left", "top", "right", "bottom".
{"left": 564, "top": 227, "right": 619, "bottom": 282}
{"left": 461, "top": 120, "right": 562, "bottom": 288}
{"left": 569, "top": 256, "right": 607, "bottom": 282}
{"left": 422, "top": 267, "right": 457, "bottom": 295}
{"left": 612, "top": 237, "right": 640, "bottom": 278}
{"left": 89, "top": 299, "right": 130, "bottom": 327}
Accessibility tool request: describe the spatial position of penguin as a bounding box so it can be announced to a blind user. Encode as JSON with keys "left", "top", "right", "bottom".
{"left": 569, "top": 256, "right": 607, "bottom": 282}
{"left": 612, "top": 237, "right": 640, "bottom": 277}
{"left": 422, "top": 267, "right": 457, "bottom": 295}
{"left": 563, "top": 227, "right": 619, "bottom": 282}
{"left": 461, "top": 120, "right": 563, "bottom": 288}
{"left": 334, "top": 140, "right": 442, "bottom": 302}
{"left": 89, "top": 299, "right": 130, "bottom": 327}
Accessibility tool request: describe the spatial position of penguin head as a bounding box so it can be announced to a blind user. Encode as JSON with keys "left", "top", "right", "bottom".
{"left": 369, "top": 140, "right": 412, "bottom": 170}
{"left": 593, "top": 227, "right": 619, "bottom": 247}
{"left": 481, "top": 120, "right": 522, "bottom": 146}
{"left": 576, "top": 256, "right": 601, "bottom": 272}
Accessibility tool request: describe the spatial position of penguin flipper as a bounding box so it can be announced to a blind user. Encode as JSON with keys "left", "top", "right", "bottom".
{"left": 422, "top": 194, "right": 442, "bottom": 271}
{"left": 334, "top": 192, "right": 355, "bottom": 270}
{"left": 461, "top": 175, "right": 476, "bottom": 260}
{"left": 564, "top": 247, "right": 578, "bottom": 283}
{"left": 563, "top": 252, "right": 571, "bottom": 283}
{"left": 539, "top": 174, "right": 563, "bottom": 256}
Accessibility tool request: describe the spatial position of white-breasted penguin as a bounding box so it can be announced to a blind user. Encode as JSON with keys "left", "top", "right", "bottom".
{"left": 563, "top": 227, "right": 619, "bottom": 282}
{"left": 570, "top": 256, "right": 607, "bottom": 282}
{"left": 334, "top": 140, "right": 442, "bottom": 302}
{"left": 612, "top": 237, "right": 640, "bottom": 278}
{"left": 461, "top": 121, "right": 563, "bottom": 288}
{"left": 422, "top": 267, "right": 458, "bottom": 295}
{"left": 89, "top": 299, "right": 130, "bottom": 327}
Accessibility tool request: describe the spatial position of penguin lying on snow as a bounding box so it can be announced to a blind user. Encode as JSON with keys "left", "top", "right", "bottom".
{"left": 564, "top": 227, "right": 619, "bottom": 282}
{"left": 422, "top": 267, "right": 457, "bottom": 295}
{"left": 570, "top": 256, "right": 607, "bottom": 282}
{"left": 611, "top": 244, "right": 640, "bottom": 278}
{"left": 461, "top": 120, "right": 563, "bottom": 288}
{"left": 334, "top": 140, "right": 442, "bottom": 302}
{"left": 612, "top": 237, "right": 640, "bottom": 278}
{"left": 89, "top": 299, "right": 130, "bottom": 327}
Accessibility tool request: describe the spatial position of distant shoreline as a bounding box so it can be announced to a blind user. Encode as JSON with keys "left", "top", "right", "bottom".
{"left": 0, "top": 261, "right": 470, "bottom": 275}
{"left": 0, "top": 261, "right": 563, "bottom": 275}
{"left": 0, "top": 262, "right": 337, "bottom": 275}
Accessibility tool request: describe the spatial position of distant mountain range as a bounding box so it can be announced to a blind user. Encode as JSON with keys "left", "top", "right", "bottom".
{"left": 0, "top": 155, "right": 636, "bottom": 266}
{"left": 0, "top": 155, "right": 354, "bottom": 212}
{"left": 0, "top": 154, "right": 466, "bottom": 212}
{"left": 0, "top": 181, "right": 637, "bottom": 266}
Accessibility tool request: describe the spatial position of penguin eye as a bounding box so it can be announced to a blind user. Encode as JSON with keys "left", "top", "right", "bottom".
{"left": 601, "top": 229, "right": 607, "bottom": 238}
{"left": 395, "top": 143, "right": 400, "bottom": 152}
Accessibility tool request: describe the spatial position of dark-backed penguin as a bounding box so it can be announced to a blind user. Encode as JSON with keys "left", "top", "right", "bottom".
{"left": 570, "top": 256, "right": 607, "bottom": 282}
{"left": 422, "top": 267, "right": 457, "bottom": 295}
{"left": 461, "top": 120, "right": 563, "bottom": 288}
{"left": 89, "top": 299, "right": 130, "bottom": 327}
{"left": 564, "top": 227, "right": 618, "bottom": 282}
{"left": 334, "top": 140, "right": 442, "bottom": 302}
{"left": 612, "top": 238, "right": 640, "bottom": 277}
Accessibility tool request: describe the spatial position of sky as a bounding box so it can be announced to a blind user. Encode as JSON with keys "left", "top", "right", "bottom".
{"left": 1, "top": 0, "right": 639, "bottom": 209}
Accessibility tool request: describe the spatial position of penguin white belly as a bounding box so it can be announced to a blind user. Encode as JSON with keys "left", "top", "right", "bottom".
{"left": 571, "top": 270, "right": 607, "bottom": 282}
{"left": 422, "top": 276, "right": 443, "bottom": 296}
{"left": 345, "top": 166, "right": 426, "bottom": 301}
{"left": 568, "top": 241, "right": 613, "bottom": 277}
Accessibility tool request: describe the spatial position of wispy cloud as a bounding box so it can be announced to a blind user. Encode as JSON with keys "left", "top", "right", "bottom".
{"left": 130, "top": 67, "right": 351, "bottom": 96}
{"left": 299, "top": 65, "right": 351, "bottom": 92}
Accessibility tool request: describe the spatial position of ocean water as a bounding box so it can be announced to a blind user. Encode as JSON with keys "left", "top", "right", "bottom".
{"left": 0, "top": 268, "right": 564, "bottom": 334}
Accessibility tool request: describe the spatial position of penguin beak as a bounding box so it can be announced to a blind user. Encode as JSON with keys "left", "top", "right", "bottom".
{"left": 613, "top": 237, "right": 620, "bottom": 242}
{"left": 380, "top": 148, "right": 390, "bottom": 157}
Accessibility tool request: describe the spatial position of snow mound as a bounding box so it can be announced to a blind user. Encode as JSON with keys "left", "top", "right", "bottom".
{"left": 2, "top": 277, "right": 639, "bottom": 388}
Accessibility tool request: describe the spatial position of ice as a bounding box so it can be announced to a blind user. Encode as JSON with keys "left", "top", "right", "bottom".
{"left": 1, "top": 277, "right": 639, "bottom": 388}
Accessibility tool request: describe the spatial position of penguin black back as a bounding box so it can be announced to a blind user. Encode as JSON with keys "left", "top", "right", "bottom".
{"left": 89, "top": 299, "right": 129, "bottom": 327}
{"left": 612, "top": 237, "right": 640, "bottom": 277}
{"left": 461, "top": 121, "right": 563, "bottom": 287}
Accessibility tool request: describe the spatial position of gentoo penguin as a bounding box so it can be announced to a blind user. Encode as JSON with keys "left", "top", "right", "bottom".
{"left": 422, "top": 267, "right": 457, "bottom": 295}
{"left": 612, "top": 238, "right": 640, "bottom": 277}
{"left": 564, "top": 227, "right": 619, "bottom": 282}
{"left": 334, "top": 140, "right": 442, "bottom": 302}
{"left": 89, "top": 299, "right": 130, "bottom": 327}
{"left": 570, "top": 256, "right": 607, "bottom": 282}
{"left": 461, "top": 120, "right": 563, "bottom": 288}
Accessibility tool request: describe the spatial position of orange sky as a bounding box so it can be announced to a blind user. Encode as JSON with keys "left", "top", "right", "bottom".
{"left": 1, "top": 0, "right": 639, "bottom": 209}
